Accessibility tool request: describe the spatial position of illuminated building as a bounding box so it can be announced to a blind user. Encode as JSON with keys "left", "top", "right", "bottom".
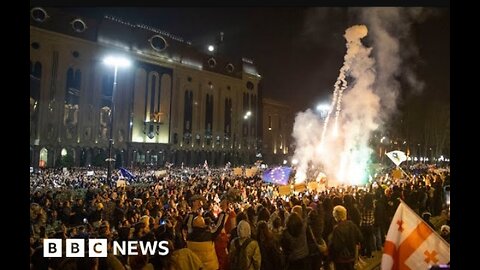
{"left": 261, "top": 98, "right": 293, "bottom": 164}
{"left": 30, "top": 7, "right": 260, "bottom": 168}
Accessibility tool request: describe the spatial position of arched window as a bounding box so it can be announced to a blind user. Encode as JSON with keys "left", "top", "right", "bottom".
{"left": 183, "top": 91, "right": 193, "bottom": 144}
{"left": 224, "top": 98, "right": 232, "bottom": 136}
{"left": 30, "top": 61, "right": 42, "bottom": 138}
{"left": 101, "top": 74, "right": 114, "bottom": 108}
{"left": 30, "top": 61, "right": 42, "bottom": 101}
{"left": 250, "top": 94, "right": 255, "bottom": 136}
{"left": 64, "top": 68, "right": 81, "bottom": 139}
{"left": 65, "top": 68, "right": 81, "bottom": 105}
{"left": 205, "top": 94, "right": 214, "bottom": 133}
{"left": 39, "top": 148, "right": 48, "bottom": 168}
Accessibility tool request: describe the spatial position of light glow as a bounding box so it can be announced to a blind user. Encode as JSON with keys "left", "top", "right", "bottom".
{"left": 103, "top": 56, "right": 131, "bottom": 68}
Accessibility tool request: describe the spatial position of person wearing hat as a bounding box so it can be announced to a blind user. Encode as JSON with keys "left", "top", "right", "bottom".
{"left": 186, "top": 215, "right": 225, "bottom": 270}
{"left": 422, "top": 211, "right": 435, "bottom": 229}
{"left": 229, "top": 220, "right": 261, "bottom": 270}
{"left": 440, "top": 225, "right": 450, "bottom": 244}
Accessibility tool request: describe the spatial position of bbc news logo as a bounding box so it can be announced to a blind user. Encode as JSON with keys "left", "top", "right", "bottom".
{"left": 43, "top": 239, "right": 170, "bottom": 257}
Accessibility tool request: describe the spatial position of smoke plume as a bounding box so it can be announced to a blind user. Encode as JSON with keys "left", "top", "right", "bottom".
{"left": 293, "top": 8, "right": 427, "bottom": 185}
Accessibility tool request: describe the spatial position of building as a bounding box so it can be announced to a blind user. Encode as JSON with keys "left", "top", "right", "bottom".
{"left": 30, "top": 7, "right": 261, "bottom": 168}
{"left": 261, "top": 98, "right": 293, "bottom": 165}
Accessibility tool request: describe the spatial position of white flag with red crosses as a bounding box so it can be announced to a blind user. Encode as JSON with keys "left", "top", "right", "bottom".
{"left": 382, "top": 201, "right": 450, "bottom": 270}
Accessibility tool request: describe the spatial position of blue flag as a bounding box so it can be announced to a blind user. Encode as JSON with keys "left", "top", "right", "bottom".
{"left": 119, "top": 167, "right": 135, "bottom": 179}
{"left": 262, "top": 166, "right": 291, "bottom": 185}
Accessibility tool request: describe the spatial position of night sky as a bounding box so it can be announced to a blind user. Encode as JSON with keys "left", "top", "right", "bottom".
{"left": 62, "top": 7, "right": 449, "bottom": 124}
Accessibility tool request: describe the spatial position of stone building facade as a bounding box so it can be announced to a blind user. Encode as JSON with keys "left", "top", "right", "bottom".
{"left": 30, "top": 7, "right": 261, "bottom": 168}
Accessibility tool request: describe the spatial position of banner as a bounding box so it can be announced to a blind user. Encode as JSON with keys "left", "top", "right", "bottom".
{"left": 307, "top": 182, "right": 318, "bottom": 191}
{"left": 245, "top": 167, "right": 258, "bottom": 177}
{"left": 278, "top": 185, "right": 291, "bottom": 196}
{"left": 294, "top": 183, "right": 306, "bottom": 192}
{"left": 381, "top": 201, "right": 450, "bottom": 270}
{"left": 233, "top": 167, "right": 243, "bottom": 176}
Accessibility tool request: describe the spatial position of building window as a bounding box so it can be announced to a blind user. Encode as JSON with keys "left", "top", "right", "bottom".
{"left": 226, "top": 63, "right": 235, "bottom": 73}
{"left": 31, "top": 7, "right": 48, "bottom": 23}
{"left": 246, "top": 81, "right": 254, "bottom": 90}
{"left": 31, "top": 42, "right": 40, "bottom": 49}
{"left": 149, "top": 35, "right": 168, "bottom": 51}
{"left": 30, "top": 61, "right": 42, "bottom": 139}
{"left": 208, "top": 58, "right": 216, "bottom": 68}
{"left": 71, "top": 18, "right": 87, "bottom": 33}
{"left": 65, "top": 68, "right": 81, "bottom": 105}
{"left": 205, "top": 94, "right": 214, "bottom": 138}
{"left": 224, "top": 98, "right": 232, "bottom": 136}
{"left": 64, "top": 68, "right": 81, "bottom": 140}
{"left": 30, "top": 61, "right": 42, "bottom": 100}
{"left": 183, "top": 91, "right": 193, "bottom": 143}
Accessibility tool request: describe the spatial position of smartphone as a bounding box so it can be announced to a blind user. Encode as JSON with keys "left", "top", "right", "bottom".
{"left": 160, "top": 219, "right": 167, "bottom": 225}
{"left": 83, "top": 218, "right": 88, "bottom": 224}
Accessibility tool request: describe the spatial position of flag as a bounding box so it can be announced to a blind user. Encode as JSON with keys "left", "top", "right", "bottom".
{"left": 381, "top": 201, "right": 450, "bottom": 270}
{"left": 262, "top": 166, "right": 291, "bottom": 185}
{"left": 119, "top": 167, "right": 135, "bottom": 180}
{"left": 386, "top": 150, "right": 408, "bottom": 166}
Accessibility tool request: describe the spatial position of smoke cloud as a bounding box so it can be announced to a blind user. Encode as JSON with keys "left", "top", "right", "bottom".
{"left": 359, "top": 7, "right": 427, "bottom": 119}
{"left": 292, "top": 8, "right": 428, "bottom": 186}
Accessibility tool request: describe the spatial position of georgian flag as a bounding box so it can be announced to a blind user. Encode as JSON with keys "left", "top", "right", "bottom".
{"left": 386, "top": 150, "right": 408, "bottom": 166}
{"left": 382, "top": 201, "right": 450, "bottom": 270}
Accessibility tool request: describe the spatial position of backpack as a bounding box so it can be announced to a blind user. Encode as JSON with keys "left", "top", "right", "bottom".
{"left": 230, "top": 238, "right": 253, "bottom": 270}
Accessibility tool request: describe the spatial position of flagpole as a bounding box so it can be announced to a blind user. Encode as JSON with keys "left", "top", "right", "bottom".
{"left": 396, "top": 165, "right": 413, "bottom": 181}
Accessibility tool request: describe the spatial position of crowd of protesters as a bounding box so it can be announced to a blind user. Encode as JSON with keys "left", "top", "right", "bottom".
{"left": 30, "top": 163, "right": 450, "bottom": 270}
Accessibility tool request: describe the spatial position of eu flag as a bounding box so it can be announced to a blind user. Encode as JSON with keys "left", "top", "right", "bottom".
{"left": 262, "top": 166, "right": 291, "bottom": 185}
{"left": 119, "top": 167, "right": 135, "bottom": 180}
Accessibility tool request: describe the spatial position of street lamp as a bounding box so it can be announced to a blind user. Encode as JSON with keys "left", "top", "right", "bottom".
{"left": 103, "top": 56, "right": 131, "bottom": 185}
